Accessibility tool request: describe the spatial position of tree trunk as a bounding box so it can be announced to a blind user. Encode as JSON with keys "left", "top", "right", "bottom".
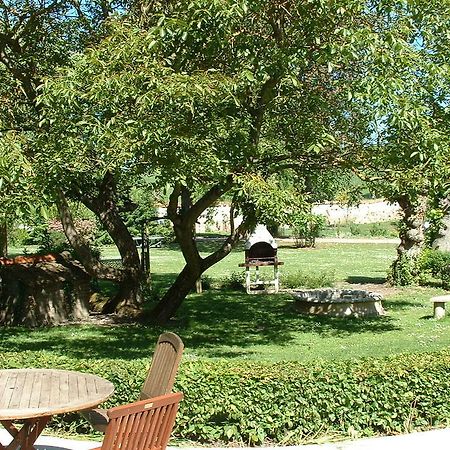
{"left": 391, "top": 194, "right": 427, "bottom": 285}
{"left": 150, "top": 190, "right": 255, "bottom": 323}
{"left": 0, "top": 223, "right": 7, "bottom": 257}
{"left": 56, "top": 189, "right": 122, "bottom": 281}
{"left": 396, "top": 194, "right": 427, "bottom": 259}
{"left": 57, "top": 181, "right": 144, "bottom": 315}
{"left": 151, "top": 264, "right": 201, "bottom": 323}
{"left": 82, "top": 173, "right": 143, "bottom": 314}
{"left": 102, "top": 272, "right": 143, "bottom": 315}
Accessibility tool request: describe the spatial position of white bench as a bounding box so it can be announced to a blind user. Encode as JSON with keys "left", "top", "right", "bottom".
{"left": 430, "top": 295, "right": 450, "bottom": 319}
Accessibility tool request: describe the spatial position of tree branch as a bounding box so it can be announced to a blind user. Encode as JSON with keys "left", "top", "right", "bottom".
{"left": 183, "top": 176, "right": 234, "bottom": 228}
{"left": 201, "top": 210, "right": 256, "bottom": 269}
{"left": 248, "top": 76, "right": 280, "bottom": 146}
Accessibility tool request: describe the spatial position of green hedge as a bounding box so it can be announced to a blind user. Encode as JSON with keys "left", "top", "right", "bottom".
{"left": 1, "top": 350, "right": 450, "bottom": 445}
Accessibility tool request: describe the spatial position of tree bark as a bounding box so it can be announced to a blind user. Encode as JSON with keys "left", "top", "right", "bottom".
{"left": 56, "top": 189, "right": 122, "bottom": 281}
{"left": 0, "top": 223, "right": 7, "bottom": 257}
{"left": 391, "top": 193, "right": 427, "bottom": 284}
{"left": 57, "top": 180, "right": 144, "bottom": 315}
{"left": 396, "top": 194, "right": 427, "bottom": 259}
{"left": 150, "top": 264, "right": 201, "bottom": 323}
{"left": 150, "top": 193, "right": 254, "bottom": 324}
{"left": 79, "top": 173, "right": 144, "bottom": 314}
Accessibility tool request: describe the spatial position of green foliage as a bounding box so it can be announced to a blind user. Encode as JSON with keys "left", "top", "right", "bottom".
{"left": 0, "top": 0, "right": 114, "bottom": 219}
{"left": 288, "top": 212, "right": 325, "bottom": 248}
{"left": 37, "top": 0, "right": 431, "bottom": 225}
{"left": 321, "top": 221, "right": 398, "bottom": 239}
{"left": 219, "top": 271, "right": 246, "bottom": 291}
{"left": 389, "top": 248, "right": 450, "bottom": 289}
{"left": 0, "top": 134, "right": 45, "bottom": 220}
{"left": 388, "top": 253, "right": 416, "bottom": 286}
{"left": 9, "top": 226, "right": 31, "bottom": 247}
{"left": 282, "top": 270, "right": 336, "bottom": 289}
{"left": 2, "top": 350, "right": 450, "bottom": 445}
{"left": 417, "top": 249, "right": 450, "bottom": 289}
{"left": 235, "top": 175, "right": 307, "bottom": 228}
{"left": 369, "top": 223, "right": 390, "bottom": 237}
{"left": 349, "top": 223, "right": 361, "bottom": 236}
{"left": 148, "top": 221, "right": 175, "bottom": 244}
{"left": 37, "top": 231, "right": 70, "bottom": 254}
{"left": 424, "top": 206, "right": 445, "bottom": 246}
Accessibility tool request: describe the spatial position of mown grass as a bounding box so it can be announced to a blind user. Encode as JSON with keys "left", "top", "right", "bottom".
{"left": 3, "top": 242, "right": 450, "bottom": 363}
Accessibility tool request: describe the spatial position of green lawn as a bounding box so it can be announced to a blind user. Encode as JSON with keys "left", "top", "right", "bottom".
{"left": 3, "top": 242, "right": 450, "bottom": 364}
{"left": 100, "top": 240, "right": 396, "bottom": 281}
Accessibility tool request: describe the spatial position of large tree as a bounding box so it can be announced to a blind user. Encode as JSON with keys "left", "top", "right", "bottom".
{"left": 351, "top": 0, "right": 450, "bottom": 283}
{"left": 0, "top": 0, "right": 152, "bottom": 313}
{"left": 37, "top": 0, "right": 443, "bottom": 323}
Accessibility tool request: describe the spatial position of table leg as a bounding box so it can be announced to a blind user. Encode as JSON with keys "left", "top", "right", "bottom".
{"left": 0, "top": 417, "right": 51, "bottom": 450}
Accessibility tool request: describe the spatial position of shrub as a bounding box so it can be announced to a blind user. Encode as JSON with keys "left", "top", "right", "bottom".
{"left": 282, "top": 270, "right": 336, "bottom": 289}
{"left": 349, "top": 223, "right": 361, "bottom": 236}
{"left": 220, "top": 271, "right": 246, "bottom": 291}
{"left": 417, "top": 249, "right": 450, "bottom": 289}
{"left": 288, "top": 212, "right": 325, "bottom": 248}
{"left": 9, "top": 226, "right": 31, "bottom": 246}
{"left": 388, "top": 253, "right": 416, "bottom": 286}
{"left": 418, "top": 249, "right": 450, "bottom": 277}
{"left": 369, "top": 223, "right": 388, "bottom": 237}
{"left": 1, "top": 351, "right": 450, "bottom": 445}
{"left": 389, "top": 249, "right": 450, "bottom": 288}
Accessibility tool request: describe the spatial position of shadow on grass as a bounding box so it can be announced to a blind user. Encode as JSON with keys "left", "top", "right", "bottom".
{"left": 179, "top": 291, "right": 400, "bottom": 357}
{"left": 346, "top": 276, "right": 386, "bottom": 284}
{"left": 382, "top": 299, "right": 420, "bottom": 311}
{"left": 0, "top": 273, "right": 400, "bottom": 361}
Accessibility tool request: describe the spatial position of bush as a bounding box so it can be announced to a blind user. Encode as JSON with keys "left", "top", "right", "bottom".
{"left": 349, "top": 223, "right": 361, "bottom": 236}
{"left": 282, "top": 270, "right": 336, "bottom": 289}
{"left": 417, "top": 249, "right": 450, "bottom": 289}
{"left": 219, "top": 271, "right": 246, "bottom": 291}
{"left": 389, "top": 249, "right": 450, "bottom": 288}
{"left": 288, "top": 212, "right": 325, "bottom": 248}
{"left": 1, "top": 351, "right": 450, "bottom": 445}
{"left": 388, "top": 253, "right": 416, "bottom": 286}
{"left": 9, "top": 226, "right": 31, "bottom": 247}
{"left": 369, "top": 223, "right": 388, "bottom": 237}
{"left": 418, "top": 249, "right": 450, "bottom": 277}
{"left": 147, "top": 220, "right": 175, "bottom": 244}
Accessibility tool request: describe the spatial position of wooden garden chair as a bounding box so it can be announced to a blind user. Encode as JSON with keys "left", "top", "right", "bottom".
{"left": 92, "top": 392, "right": 183, "bottom": 450}
{"left": 82, "top": 332, "right": 184, "bottom": 432}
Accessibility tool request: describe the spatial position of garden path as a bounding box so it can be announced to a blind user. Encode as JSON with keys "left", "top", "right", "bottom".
{"left": 1, "top": 427, "right": 449, "bottom": 450}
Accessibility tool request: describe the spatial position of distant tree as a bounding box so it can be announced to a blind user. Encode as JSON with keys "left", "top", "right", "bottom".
{"left": 351, "top": 1, "right": 450, "bottom": 284}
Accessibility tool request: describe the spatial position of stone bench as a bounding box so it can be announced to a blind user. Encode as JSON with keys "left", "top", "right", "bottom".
{"left": 430, "top": 295, "right": 450, "bottom": 319}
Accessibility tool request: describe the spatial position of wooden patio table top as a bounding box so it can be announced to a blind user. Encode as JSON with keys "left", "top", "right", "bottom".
{"left": 0, "top": 368, "right": 114, "bottom": 450}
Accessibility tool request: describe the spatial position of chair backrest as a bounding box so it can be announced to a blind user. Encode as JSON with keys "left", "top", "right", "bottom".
{"left": 140, "top": 332, "right": 184, "bottom": 401}
{"left": 100, "top": 392, "right": 183, "bottom": 450}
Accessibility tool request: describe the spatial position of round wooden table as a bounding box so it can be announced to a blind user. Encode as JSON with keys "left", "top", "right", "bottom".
{"left": 0, "top": 368, "right": 114, "bottom": 450}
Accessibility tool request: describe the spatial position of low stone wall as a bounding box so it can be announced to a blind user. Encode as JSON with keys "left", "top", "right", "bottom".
{"left": 0, "top": 254, "right": 91, "bottom": 326}
{"left": 157, "top": 200, "right": 401, "bottom": 233}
